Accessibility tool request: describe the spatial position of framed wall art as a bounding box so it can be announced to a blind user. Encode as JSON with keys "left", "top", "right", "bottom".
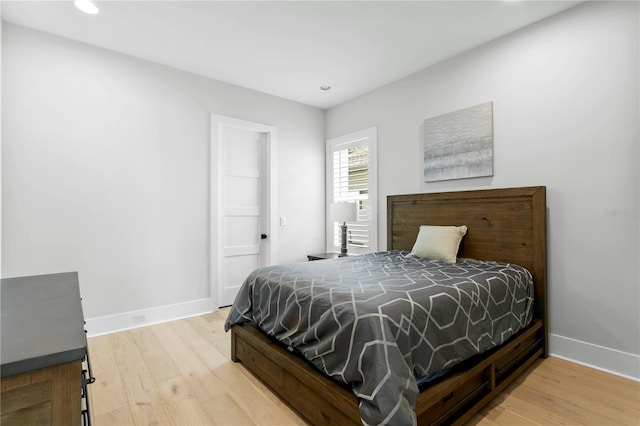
{"left": 423, "top": 101, "right": 493, "bottom": 182}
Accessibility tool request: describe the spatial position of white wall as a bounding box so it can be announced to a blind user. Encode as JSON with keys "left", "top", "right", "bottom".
{"left": 0, "top": 13, "right": 3, "bottom": 280}
{"left": 327, "top": 1, "right": 639, "bottom": 380}
{"left": 1, "top": 23, "right": 326, "bottom": 332}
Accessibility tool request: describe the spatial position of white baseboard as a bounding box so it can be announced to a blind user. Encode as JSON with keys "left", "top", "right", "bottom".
{"left": 549, "top": 333, "right": 640, "bottom": 381}
{"left": 85, "top": 298, "right": 216, "bottom": 337}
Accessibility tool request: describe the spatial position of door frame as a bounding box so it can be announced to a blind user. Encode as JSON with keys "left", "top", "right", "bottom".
{"left": 210, "top": 114, "right": 277, "bottom": 308}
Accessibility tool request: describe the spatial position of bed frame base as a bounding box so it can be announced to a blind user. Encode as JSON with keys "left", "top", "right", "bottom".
{"left": 231, "top": 323, "right": 360, "bottom": 425}
{"left": 231, "top": 319, "right": 544, "bottom": 425}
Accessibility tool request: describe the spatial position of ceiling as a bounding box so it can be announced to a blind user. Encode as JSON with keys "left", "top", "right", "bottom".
{"left": 1, "top": 1, "right": 581, "bottom": 109}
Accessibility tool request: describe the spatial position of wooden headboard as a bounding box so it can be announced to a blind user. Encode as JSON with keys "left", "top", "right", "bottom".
{"left": 387, "top": 186, "right": 547, "bottom": 347}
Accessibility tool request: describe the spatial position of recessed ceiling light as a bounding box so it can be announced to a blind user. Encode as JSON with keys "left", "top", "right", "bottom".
{"left": 320, "top": 85, "right": 331, "bottom": 91}
{"left": 74, "top": 0, "right": 100, "bottom": 15}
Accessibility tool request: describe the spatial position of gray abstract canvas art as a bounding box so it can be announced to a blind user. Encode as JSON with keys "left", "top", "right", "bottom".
{"left": 424, "top": 102, "right": 493, "bottom": 182}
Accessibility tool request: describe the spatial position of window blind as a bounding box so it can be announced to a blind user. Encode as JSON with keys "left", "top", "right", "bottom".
{"left": 333, "top": 144, "right": 369, "bottom": 203}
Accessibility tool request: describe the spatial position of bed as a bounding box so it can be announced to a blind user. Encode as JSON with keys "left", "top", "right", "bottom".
{"left": 226, "top": 186, "right": 547, "bottom": 425}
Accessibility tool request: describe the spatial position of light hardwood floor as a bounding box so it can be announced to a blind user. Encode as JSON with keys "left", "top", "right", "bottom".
{"left": 88, "top": 308, "right": 639, "bottom": 425}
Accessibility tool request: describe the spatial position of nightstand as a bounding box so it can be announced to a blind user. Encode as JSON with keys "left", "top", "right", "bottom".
{"left": 307, "top": 252, "right": 348, "bottom": 261}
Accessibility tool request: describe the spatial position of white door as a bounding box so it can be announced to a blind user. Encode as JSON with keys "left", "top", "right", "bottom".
{"left": 211, "top": 115, "right": 277, "bottom": 308}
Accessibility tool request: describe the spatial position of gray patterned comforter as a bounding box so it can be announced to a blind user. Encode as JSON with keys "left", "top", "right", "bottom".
{"left": 225, "top": 251, "right": 534, "bottom": 425}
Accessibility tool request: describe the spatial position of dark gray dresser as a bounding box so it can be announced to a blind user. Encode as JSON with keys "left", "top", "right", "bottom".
{"left": 1, "top": 272, "right": 94, "bottom": 425}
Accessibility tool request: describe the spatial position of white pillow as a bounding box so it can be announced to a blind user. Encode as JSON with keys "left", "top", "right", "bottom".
{"left": 408, "top": 225, "right": 468, "bottom": 263}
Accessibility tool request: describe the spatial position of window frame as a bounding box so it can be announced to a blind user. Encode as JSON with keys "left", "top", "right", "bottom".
{"left": 325, "top": 127, "right": 377, "bottom": 254}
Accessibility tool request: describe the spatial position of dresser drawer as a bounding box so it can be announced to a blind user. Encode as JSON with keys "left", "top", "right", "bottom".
{"left": 0, "top": 361, "right": 82, "bottom": 426}
{"left": 419, "top": 366, "right": 491, "bottom": 426}
{"left": 495, "top": 325, "right": 543, "bottom": 385}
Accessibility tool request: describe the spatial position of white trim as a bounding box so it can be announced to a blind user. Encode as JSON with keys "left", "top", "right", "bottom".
{"left": 85, "top": 298, "right": 215, "bottom": 337}
{"left": 210, "top": 114, "right": 277, "bottom": 308}
{"left": 549, "top": 333, "right": 640, "bottom": 381}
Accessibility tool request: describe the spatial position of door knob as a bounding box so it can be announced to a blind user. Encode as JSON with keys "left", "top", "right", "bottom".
{"left": 261, "top": 234, "right": 268, "bottom": 239}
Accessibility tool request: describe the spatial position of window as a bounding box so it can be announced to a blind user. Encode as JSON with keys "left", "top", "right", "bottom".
{"left": 333, "top": 145, "right": 368, "bottom": 203}
{"left": 326, "top": 127, "right": 377, "bottom": 254}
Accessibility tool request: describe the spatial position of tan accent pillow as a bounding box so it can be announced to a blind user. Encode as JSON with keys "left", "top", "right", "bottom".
{"left": 408, "top": 225, "right": 468, "bottom": 263}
